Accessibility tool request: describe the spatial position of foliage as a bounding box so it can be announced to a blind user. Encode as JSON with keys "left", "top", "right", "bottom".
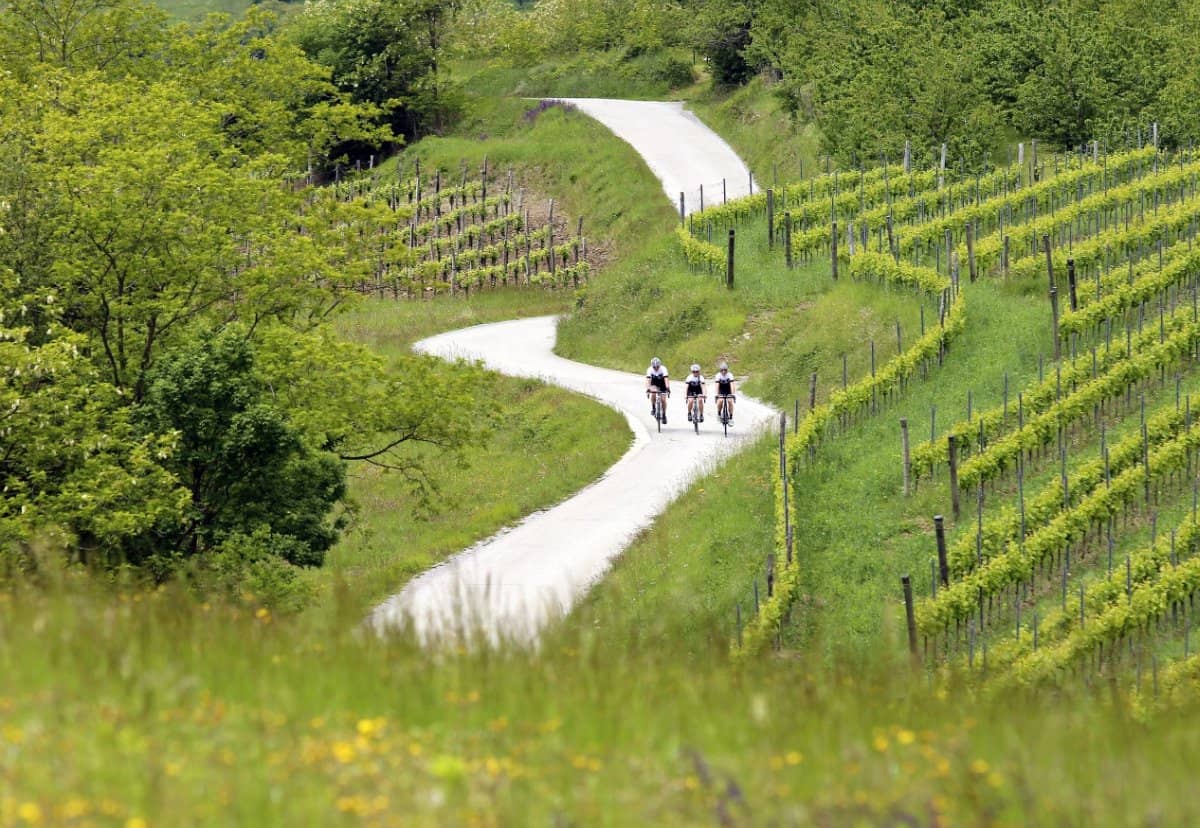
{"left": 0, "top": 0, "right": 169, "bottom": 77}
{"left": 133, "top": 327, "right": 346, "bottom": 570}
{"left": 0, "top": 267, "right": 186, "bottom": 562}
{"left": 289, "top": 0, "right": 462, "bottom": 143}
{"left": 456, "top": 0, "right": 689, "bottom": 67}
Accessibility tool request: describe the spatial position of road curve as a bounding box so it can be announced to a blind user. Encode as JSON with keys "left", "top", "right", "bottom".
{"left": 556, "top": 98, "right": 754, "bottom": 215}
{"left": 369, "top": 316, "right": 776, "bottom": 645}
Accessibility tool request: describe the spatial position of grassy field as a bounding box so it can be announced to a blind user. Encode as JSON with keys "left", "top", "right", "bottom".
{"left": 5, "top": 579, "right": 1200, "bottom": 825}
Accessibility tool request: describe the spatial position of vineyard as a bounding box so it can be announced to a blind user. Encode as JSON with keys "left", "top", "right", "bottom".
{"left": 302, "top": 159, "right": 591, "bottom": 299}
{"left": 679, "top": 138, "right": 1200, "bottom": 698}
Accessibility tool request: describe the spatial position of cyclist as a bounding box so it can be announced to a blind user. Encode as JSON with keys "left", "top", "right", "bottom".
{"left": 685, "top": 364, "right": 706, "bottom": 423}
{"left": 645, "top": 357, "right": 670, "bottom": 423}
{"left": 713, "top": 361, "right": 736, "bottom": 424}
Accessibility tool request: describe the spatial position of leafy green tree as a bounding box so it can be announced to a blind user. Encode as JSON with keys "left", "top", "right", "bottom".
{"left": 0, "top": 71, "right": 353, "bottom": 401}
{"left": 0, "top": 0, "right": 168, "bottom": 78}
{"left": 0, "top": 264, "right": 186, "bottom": 568}
{"left": 134, "top": 327, "right": 346, "bottom": 568}
{"left": 290, "top": 0, "right": 462, "bottom": 141}
{"left": 165, "top": 8, "right": 393, "bottom": 169}
{"left": 1009, "top": 1, "right": 1111, "bottom": 147}
{"left": 691, "top": 0, "right": 754, "bottom": 86}
{"left": 252, "top": 324, "right": 500, "bottom": 513}
{"left": 776, "top": 2, "right": 998, "bottom": 168}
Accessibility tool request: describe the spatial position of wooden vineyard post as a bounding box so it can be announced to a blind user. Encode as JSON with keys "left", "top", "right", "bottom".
{"left": 1067, "top": 258, "right": 1078, "bottom": 311}
{"left": 1043, "top": 233, "right": 1054, "bottom": 289}
{"left": 767, "top": 188, "right": 775, "bottom": 247}
{"left": 784, "top": 213, "right": 793, "bottom": 269}
{"left": 901, "top": 418, "right": 911, "bottom": 496}
{"left": 934, "top": 515, "right": 949, "bottom": 587}
{"left": 1050, "top": 286, "right": 1061, "bottom": 360}
{"left": 947, "top": 434, "right": 961, "bottom": 519}
{"left": 726, "top": 229, "right": 735, "bottom": 289}
{"left": 966, "top": 223, "right": 977, "bottom": 282}
{"left": 679, "top": 191, "right": 685, "bottom": 226}
{"left": 778, "top": 412, "right": 787, "bottom": 477}
{"left": 809, "top": 372, "right": 818, "bottom": 411}
{"left": 831, "top": 221, "right": 839, "bottom": 280}
{"left": 902, "top": 575, "right": 918, "bottom": 658}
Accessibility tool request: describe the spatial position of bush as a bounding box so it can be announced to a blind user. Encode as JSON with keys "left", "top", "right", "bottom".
{"left": 624, "top": 52, "right": 695, "bottom": 88}
{"left": 201, "top": 529, "right": 316, "bottom": 612}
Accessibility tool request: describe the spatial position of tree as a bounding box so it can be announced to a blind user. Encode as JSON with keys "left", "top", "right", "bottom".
{"left": 0, "top": 263, "right": 186, "bottom": 568}
{"left": 0, "top": 71, "right": 357, "bottom": 401}
{"left": 1009, "top": 1, "right": 1111, "bottom": 147}
{"left": 0, "top": 0, "right": 168, "bottom": 78}
{"left": 691, "top": 0, "right": 754, "bottom": 86}
{"left": 133, "top": 327, "right": 346, "bottom": 568}
{"left": 290, "top": 0, "right": 463, "bottom": 142}
{"left": 165, "top": 8, "right": 391, "bottom": 169}
{"left": 776, "top": 2, "right": 999, "bottom": 168}
{"left": 251, "top": 324, "right": 500, "bottom": 513}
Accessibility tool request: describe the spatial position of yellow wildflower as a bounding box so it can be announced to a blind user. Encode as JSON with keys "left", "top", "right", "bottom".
{"left": 356, "top": 718, "right": 385, "bottom": 738}
{"left": 17, "top": 802, "right": 42, "bottom": 825}
{"left": 125, "top": 818, "right": 148, "bottom": 828}
{"left": 896, "top": 729, "right": 916, "bottom": 746}
{"left": 332, "top": 741, "right": 356, "bottom": 764}
{"left": 970, "top": 759, "right": 990, "bottom": 776}
{"left": 872, "top": 734, "right": 890, "bottom": 753}
{"left": 785, "top": 751, "right": 803, "bottom": 766}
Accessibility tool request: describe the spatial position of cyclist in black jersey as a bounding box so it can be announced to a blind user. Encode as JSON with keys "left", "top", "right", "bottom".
{"left": 713, "top": 361, "right": 736, "bottom": 425}
{"left": 684, "top": 364, "right": 706, "bottom": 423}
{"left": 645, "top": 357, "right": 670, "bottom": 423}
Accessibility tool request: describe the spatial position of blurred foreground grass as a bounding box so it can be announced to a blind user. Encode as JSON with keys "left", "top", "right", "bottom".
{"left": 3, "top": 579, "right": 1199, "bottom": 826}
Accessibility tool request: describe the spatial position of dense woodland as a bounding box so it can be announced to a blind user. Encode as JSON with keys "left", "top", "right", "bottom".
{"left": 467, "top": 0, "right": 1200, "bottom": 164}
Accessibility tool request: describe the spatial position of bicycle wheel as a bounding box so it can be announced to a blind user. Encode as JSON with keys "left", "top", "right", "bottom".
{"left": 656, "top": 396, "right": 662, "bottom": 432}
{"left": 693, "top": 400, "right": 700, "bottom": 434}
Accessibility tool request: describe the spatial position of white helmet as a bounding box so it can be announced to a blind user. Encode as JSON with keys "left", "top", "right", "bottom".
{"left": 690, "top": 363, "right": 701, "bottom": 372}
{"left": 651, "top": 357, "right": 661, "bottom": 368}
{"left": 718, "top": 361, "right": 729, "bottom": 371}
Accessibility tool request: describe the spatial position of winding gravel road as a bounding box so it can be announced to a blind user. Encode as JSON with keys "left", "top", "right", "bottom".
{"left": 369, "top": 317, "right": 776, "bottom": 644}
{"left": 555, "top": 98, "right": 754, "bottom": 215}
{"left": 370, "top": 98, "right": 768, "bottom": 645}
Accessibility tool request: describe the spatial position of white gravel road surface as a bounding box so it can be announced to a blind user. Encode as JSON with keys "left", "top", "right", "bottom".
{"left": 369, "top": 316, "right": 776, "bottom": 645}
{"left": 555, "top": 98, "right": 754, "bottom": 215}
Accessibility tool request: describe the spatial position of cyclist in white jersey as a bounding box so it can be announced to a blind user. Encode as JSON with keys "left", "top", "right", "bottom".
{"left": 713, "top": 362, "right": 736, "bottom": 424}
{"left": 645, "top": 357, "right": 670, "bottom": 423}
{"left": 684, "top": 364, "right": 706, "bottom": 423}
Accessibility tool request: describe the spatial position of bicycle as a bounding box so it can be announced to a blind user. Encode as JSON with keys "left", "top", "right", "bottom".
{"left": 687, "top": 394, "right": 705, "bottom": 434}
{"left": 648, "top": 389, "right": 669, "bottom": 432}
{"left": 715, "top": 394, "right": 734, "bottom": 437}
